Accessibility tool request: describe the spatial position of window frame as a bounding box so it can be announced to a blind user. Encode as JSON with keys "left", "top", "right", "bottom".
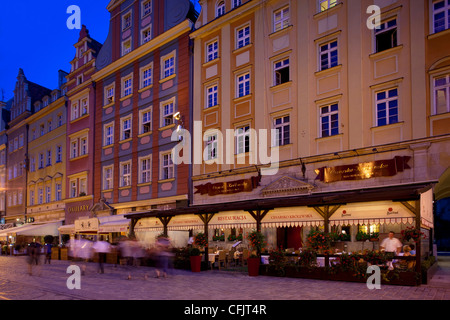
{"left": 120, "top": 161, "right": 132, "bottom": 187}
{"left": 273, "top": 115, "right": 291, "bottom": 147}
{"left": 235, "top": 124, "right": 251, "bottom": 154}
{"left": 236, "top": 25, "right": 251, "bottom": 49}
{"left": 432, "top": 73, "right": 450, "bottom": 115}
{"left": 104, "top": 122, "right": 115, "bottom": 146}
{"left": 274, "top": 57, "right": 290, "bottom": 86}
{"left": 103, "top": 165, "right": 114, "bottom": 191}
{"left": 139, "top": 106, "right": 153, "bottom": 134}
{"left": 432, "top": 0, "right": 450, "bottom": 33}
{"left": 121, "top": 115, "right": 133, "bottom": 141}
{"left": 273, "top": 5, "right": 290, "bottom": 32}
{"left": 139, "top": 155, "right": 152, "bottom": 184}
{"left": 236, "top": 72, "right": 251, "bottom": 98}
{"left": 319, "top": 40, "right": 338, "bottom": 71}
{"left": 374, "top": 17, "right": 398, "bottom": 53}
{"left": 319, "top": 103, "right": 340, "bottom": 138}
{"left": 375, "top": 88, "right": 399, "bottom": 127}
{"left": 160, "top": 152, "right": 175, "bottom": 180}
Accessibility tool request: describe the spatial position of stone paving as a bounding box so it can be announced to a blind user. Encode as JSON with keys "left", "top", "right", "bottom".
{"left": 0, "top": 255, "right": 449, "bottom": 301}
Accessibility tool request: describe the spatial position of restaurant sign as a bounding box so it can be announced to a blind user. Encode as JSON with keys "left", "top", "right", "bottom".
{"left": 315, "top": 156, "right": 411, "bottom": 183}
{"left": 194, "top": 175, "right": 261, "bottom": 196}
{"left": 75, "top": 218, "right": 99, "bottom": 233}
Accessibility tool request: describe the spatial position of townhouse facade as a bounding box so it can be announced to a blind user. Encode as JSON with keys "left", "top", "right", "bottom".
{"left": 5, "top": 69, "right": 52, "bottom": 225}
{"left": 26, "top": 83, "right": 67, "bottom": 224}
{"left": 63, "top": 25, "right": 103, "bottom": 226}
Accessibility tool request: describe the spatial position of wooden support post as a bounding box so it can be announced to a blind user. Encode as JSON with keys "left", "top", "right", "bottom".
{"left": 157, "top": 216, "right": 173, "bottom": 237}
{"left": 247, "top": 209, "right": 271, "bottom": 256}
{"left": 129, "top": 218, "right": 138, "bottom": 238}
{"left": 401, "top": 200, "right": 422, "bottom": 275}
{"left": 196, "top": 213, "right": 215, "bottom": 263}
{"left": 313, "top": 205, "right": 341, "bottom": 267}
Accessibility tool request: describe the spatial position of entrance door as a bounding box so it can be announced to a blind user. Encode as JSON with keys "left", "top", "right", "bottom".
{"left": 277, "top": 227, "right": 303, "bottom": 250}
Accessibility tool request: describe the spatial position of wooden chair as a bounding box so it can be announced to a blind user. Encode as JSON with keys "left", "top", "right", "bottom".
{"left": 218, "top": 250, "right": 227, "bottom": 270}
{"left": 228, "top": 249, "right": 236, "bottom": 267}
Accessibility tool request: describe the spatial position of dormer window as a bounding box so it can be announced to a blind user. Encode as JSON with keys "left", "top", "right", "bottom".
{"left": 77, "top": 75, "right": 83, "bottom": 85}
{"left": 216, "top": 1, "right": 225, "bottom": 17}
{"left": 43, "top": 98, "right": 49, "bottom": 107}
{"left": 122, "top": 12, "right": 132, "bottom": 31}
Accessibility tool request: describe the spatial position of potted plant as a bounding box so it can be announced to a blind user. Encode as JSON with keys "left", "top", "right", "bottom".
{"left": 189, "top": 247, "right": 202, "bottom": 272}
{"left": 193, "top": 233, "right": 208, "bottom": 249}
{"left": 228, "top": 234, "right": 236, "bottom": 242}
{"left": 247, "top": 230, "right": 265, "bottom": 276}
{"left": 307, "top": 229, "right": 331, "bottom": 254}
{"left": 401, "top": 226, "right": 426, "bottom": 243}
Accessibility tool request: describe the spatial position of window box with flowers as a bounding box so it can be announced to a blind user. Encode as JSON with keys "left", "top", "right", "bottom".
{"left": 213, "top": 235, "right": 225, "bottom": 241}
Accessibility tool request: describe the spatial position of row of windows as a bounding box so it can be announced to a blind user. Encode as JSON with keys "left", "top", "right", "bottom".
{"left": 102, "top": 152, "right": 173, "bottom": 191}
{"left": 103, "top": 52, "right": 175, "bottom": 106}
{"left": 215, "top": 0, "right": 449, "bottom": 35}
{"left": 28, "top": 182, "right": 63, "bottom": 206}
{"left": 29, "top": 146, "right": 63, "bottom": 173}
{"left": 30, "top": 114, "right": 64, "bottom": 141}
{"left": 103, "top": 97, "right": 175, "bottom": 146}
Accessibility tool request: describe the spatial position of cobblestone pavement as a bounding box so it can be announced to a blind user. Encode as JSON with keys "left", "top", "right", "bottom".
{"left": 0, "top": 256, "right": 449, "bottom": 301}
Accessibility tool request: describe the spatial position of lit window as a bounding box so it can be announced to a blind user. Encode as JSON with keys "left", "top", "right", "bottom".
{"left": 319, "top": 0, "right": 337, "bottom": 12}
{"left": 274, "top": 6, "right": 290, "bottom": 32}
{"left": 433, "top": 74, "right": 450, "bottom": 115}
{"left": 122, "top": 39, "right": 132, "bottom": 56}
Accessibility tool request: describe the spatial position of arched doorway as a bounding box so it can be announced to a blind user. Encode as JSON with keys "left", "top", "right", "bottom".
{"left": 435, "top": 167, "right": 450, "bottom": 252}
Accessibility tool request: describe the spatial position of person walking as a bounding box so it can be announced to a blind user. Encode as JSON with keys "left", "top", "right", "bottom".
{"left": 93, "top": 238, "right": 111, "bottom": 274}
{"left": 44, "top": 242, "right": 52, "bottom": 264}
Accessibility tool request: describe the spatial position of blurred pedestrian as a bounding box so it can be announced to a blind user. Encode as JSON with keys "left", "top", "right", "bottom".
{"left": 44, "top": 242, "right": 52, "bottom": 264}
{"left": 119, "top": 238, "right": 133, "bottom": 280}
{"left": 93, "top": 238, "right": 111, "bottom": 274}
{"left": 155, "top": 236, "right": 172, "bottom": 279}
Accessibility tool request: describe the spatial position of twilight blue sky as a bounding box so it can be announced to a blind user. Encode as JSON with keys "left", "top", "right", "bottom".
{"left": 0, "top": 0, "right": 201, "bottom": 102}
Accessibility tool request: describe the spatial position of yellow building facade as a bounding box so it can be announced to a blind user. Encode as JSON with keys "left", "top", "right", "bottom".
{"left": 26, "top": 92, "right": 67, "bottom": 224}
{"left": 187, "top": 0, "right": 449, "bottom": 252}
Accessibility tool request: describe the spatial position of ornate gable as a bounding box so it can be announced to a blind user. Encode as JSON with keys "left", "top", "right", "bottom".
{"left": 261, "top": 176, "right": 315, "bottom": 197}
